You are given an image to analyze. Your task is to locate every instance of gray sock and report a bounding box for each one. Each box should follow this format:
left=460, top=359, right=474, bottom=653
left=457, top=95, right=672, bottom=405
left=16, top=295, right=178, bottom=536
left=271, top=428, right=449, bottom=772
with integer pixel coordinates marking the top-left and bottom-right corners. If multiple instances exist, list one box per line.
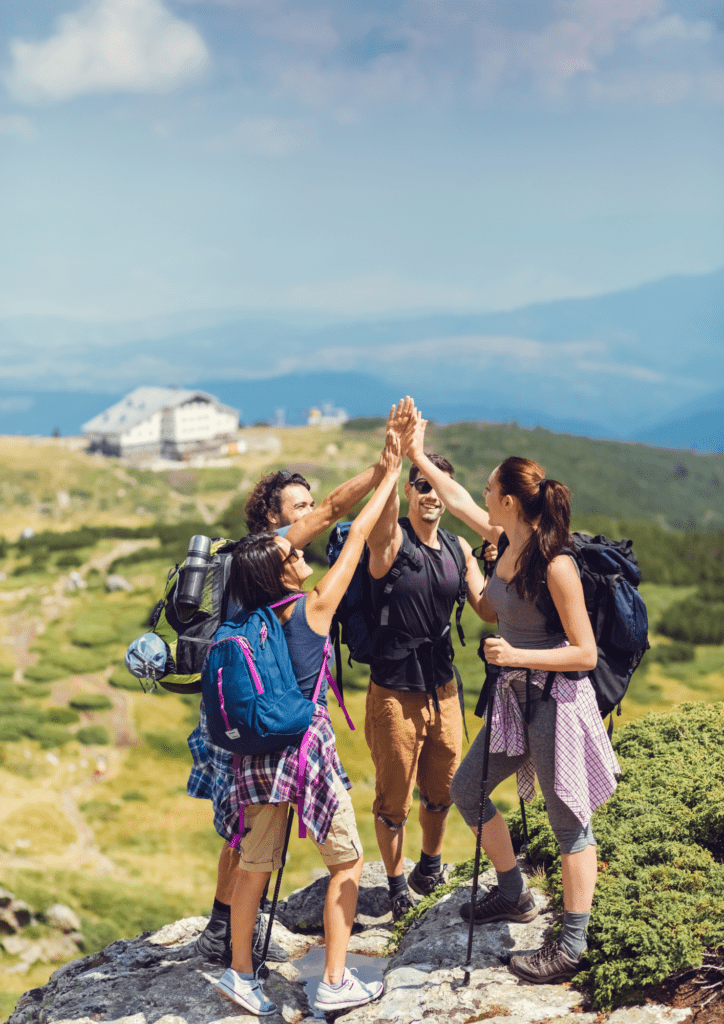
left=561, top=910, right=590, bottom=960
left=496, top=864, right=525, bottom=904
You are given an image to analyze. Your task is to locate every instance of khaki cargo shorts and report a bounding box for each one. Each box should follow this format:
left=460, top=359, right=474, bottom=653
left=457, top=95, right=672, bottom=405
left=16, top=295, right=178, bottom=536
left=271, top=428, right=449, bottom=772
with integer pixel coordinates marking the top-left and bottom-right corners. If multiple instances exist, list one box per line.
left=364, top=677, right=462, bottom=830
left=239, top=772, right=362, bottom=872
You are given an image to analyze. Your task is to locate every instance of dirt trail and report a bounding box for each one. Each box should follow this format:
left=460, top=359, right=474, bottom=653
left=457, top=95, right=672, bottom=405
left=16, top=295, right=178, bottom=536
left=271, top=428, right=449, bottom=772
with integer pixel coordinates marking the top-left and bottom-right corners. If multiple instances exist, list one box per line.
left=1, top=537, right=157, bottom=877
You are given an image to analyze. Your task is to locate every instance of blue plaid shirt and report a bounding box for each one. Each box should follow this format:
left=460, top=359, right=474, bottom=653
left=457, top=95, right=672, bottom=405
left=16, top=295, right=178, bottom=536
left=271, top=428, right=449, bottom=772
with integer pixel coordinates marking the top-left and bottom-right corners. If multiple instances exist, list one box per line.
left=187, top=700, right=238, bottom=841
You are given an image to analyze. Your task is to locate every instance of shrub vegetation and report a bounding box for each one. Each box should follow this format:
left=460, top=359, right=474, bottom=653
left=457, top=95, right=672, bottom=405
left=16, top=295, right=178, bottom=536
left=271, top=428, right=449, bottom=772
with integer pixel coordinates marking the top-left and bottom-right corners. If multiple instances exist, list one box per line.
left=504, top=702, right=724, bottom=1009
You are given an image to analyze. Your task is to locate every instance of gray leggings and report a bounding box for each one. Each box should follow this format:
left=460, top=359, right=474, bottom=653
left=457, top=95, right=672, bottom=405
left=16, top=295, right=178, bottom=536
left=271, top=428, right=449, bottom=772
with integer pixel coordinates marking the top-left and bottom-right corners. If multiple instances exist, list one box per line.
left=450, top=692, right=596, bottom=855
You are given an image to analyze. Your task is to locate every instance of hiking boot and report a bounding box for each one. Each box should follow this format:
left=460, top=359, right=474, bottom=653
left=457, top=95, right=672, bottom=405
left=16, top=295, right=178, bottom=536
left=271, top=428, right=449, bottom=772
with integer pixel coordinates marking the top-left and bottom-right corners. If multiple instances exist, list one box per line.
left=253, top=916, right=289, bottom=964
left=390, top=889, right=416, bottom=922
left=408, top=861, right=447, bottom=897
left=214, top=967, right=277, bottom=1015
left=459, top=885, right=538, bottom=925
left=313, top=968, right=384, bottom=1013
left=193, top=913, right=230, bottom=963
left=509, top=939, right=585, bottom=984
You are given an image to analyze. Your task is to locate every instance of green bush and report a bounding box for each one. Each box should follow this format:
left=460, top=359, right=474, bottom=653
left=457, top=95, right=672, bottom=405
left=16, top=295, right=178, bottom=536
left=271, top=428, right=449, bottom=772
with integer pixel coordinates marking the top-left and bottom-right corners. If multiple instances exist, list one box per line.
left=505, top=702, right=724, bottom=1009
left=70, top=621, right=119, bottom=647
left=56, top=552, right=83, bottom=568
left=78, top=918, right=120, bottom=954
left=658, top=597, right=724, bottom=645
left=121, top=790, right=147, bottom=802
left=53, top=647, right=114, bottom=674
left=143, top=732, right=191, bottom=760
left=44, top=707, right=81, bottom=725
left=76, top=725, right=111, bottom=745
left=108, top=666, right=141, bottom=691
left=21, top=683, right=52, bottom=698
left=69, top=694, right=113, bottom=711
left=24, top=662, right=69, bottom=683
left=646, top=641, right=696, bottom=665
left=28, top=724, right=73, bottom=749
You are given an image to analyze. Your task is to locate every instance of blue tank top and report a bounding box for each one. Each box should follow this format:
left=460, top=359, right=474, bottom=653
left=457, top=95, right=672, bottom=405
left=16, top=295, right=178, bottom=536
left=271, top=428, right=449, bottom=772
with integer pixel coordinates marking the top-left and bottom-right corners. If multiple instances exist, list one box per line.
left=281, top=595, right=331, bottom=707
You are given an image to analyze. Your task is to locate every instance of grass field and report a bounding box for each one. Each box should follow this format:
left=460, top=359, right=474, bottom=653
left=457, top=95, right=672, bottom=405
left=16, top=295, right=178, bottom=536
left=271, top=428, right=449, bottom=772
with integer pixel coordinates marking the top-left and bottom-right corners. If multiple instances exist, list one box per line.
left=0, top=431, right=722, bottom=1018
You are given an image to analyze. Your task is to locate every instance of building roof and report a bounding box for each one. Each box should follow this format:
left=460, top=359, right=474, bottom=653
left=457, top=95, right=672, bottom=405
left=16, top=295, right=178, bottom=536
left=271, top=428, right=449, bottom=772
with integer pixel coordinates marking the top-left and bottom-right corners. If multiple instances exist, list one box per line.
left=82, top=386, right=238, bottom=435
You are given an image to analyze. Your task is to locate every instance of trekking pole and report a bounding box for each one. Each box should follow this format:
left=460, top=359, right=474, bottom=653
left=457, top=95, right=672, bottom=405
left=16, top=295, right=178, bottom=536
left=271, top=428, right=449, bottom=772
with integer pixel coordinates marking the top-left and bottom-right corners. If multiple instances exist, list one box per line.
left=257, top=806, right=295, bottom=973
left=464, top=645, right=501, bottom=986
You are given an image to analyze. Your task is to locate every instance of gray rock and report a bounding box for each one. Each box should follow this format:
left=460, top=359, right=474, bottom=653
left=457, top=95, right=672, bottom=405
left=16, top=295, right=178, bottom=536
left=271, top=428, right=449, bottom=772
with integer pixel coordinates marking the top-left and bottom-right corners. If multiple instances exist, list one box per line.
left=3, top=863, right=689, bottom=1024
left=10, top=901, right=33, bottom=927
left=45, top=904, right=82, bottom=933
left=0, top=907, right=19, bottom=934
left=0, top=887, right=14, bottom=908
left=105, top=575, right=133, bottom=593
left=276, top=856, right=414, bottom=934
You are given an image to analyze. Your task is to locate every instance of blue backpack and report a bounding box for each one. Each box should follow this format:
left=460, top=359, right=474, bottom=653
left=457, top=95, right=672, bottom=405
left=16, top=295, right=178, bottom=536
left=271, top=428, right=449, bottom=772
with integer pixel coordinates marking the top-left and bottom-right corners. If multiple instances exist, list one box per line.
left=202, top=595, right=316, bottom=756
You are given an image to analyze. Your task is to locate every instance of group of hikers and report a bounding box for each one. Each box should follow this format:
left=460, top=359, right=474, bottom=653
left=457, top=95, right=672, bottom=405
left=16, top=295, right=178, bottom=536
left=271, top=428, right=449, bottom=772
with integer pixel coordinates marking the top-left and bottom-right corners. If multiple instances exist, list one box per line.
left=186, top=396, right=621, bottom=1015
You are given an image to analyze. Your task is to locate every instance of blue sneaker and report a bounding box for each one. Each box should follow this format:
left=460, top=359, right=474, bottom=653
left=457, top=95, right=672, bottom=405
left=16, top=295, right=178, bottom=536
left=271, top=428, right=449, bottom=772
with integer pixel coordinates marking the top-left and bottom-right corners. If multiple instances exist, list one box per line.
left=214, top=967, right=277, bottom=1015
left=313, top=968, right=383, bottom=1012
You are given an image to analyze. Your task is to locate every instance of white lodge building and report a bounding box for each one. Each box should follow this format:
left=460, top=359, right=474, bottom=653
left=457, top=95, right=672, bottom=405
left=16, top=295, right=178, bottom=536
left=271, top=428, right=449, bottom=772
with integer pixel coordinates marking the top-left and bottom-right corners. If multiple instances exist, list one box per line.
left=83, top=387, right=239, bottom=459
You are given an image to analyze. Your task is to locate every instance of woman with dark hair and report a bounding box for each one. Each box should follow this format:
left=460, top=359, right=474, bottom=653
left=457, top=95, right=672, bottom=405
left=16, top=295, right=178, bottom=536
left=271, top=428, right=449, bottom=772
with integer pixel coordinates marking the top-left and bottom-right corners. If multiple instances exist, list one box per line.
left=405, top=420, right=620, bottom=986
left=214, top=438, right=403, bottom=1017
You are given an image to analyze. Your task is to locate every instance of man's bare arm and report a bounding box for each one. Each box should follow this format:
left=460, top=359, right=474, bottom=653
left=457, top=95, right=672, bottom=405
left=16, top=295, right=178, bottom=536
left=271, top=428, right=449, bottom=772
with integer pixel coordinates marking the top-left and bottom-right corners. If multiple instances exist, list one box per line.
left=367, top=477, right=402, bottom=580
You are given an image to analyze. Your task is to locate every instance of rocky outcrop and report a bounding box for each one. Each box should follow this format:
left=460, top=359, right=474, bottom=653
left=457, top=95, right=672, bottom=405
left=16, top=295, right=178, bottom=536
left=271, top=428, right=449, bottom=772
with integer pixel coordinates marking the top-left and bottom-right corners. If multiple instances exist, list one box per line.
left=7, top=861, right=689, bottom=1024
left=0, top=889, right=85, bottom=976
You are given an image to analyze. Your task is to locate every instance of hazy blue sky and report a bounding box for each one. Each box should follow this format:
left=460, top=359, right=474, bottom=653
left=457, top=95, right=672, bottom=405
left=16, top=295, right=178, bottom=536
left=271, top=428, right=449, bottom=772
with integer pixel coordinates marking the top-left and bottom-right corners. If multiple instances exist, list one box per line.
left=1, top=0, right=722, bottom=321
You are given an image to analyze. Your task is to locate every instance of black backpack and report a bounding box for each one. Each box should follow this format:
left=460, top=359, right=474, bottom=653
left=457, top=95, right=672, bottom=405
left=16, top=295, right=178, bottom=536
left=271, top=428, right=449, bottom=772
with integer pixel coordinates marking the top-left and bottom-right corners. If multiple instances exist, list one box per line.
left=326, top=517, right=469, bottom=691
left=145, top=538, right=237, bottom=693
left=485, top=531, right=649, bottom=721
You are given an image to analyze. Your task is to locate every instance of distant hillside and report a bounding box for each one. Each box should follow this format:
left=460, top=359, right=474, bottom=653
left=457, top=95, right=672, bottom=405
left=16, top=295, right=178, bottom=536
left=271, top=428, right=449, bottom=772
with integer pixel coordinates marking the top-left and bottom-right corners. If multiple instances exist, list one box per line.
left=415, top=421, right=724, bottom=532
left=0, top=267, right=721, bottom=447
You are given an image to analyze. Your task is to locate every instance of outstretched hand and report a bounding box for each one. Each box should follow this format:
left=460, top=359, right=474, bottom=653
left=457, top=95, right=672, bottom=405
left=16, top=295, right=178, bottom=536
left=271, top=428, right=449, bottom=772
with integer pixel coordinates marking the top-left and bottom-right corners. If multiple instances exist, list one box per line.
left=379, top=427, right=403, bottom=476
left=401, top=409, right=427, bottom=462
left=379, top=396, right=414, bottom=469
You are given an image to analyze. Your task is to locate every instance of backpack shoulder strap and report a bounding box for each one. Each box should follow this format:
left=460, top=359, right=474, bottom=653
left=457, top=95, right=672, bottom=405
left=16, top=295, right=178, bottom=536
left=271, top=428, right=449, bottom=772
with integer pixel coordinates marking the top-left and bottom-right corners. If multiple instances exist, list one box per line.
left=438, top=527, right=468, bottom=646
left=377, top=519, right=421, bottom=629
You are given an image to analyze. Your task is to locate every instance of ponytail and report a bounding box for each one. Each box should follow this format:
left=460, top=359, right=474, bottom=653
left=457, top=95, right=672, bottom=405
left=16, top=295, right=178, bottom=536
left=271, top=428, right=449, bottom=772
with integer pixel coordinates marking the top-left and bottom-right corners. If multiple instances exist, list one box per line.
left=495, top=457, right=572, bottom=605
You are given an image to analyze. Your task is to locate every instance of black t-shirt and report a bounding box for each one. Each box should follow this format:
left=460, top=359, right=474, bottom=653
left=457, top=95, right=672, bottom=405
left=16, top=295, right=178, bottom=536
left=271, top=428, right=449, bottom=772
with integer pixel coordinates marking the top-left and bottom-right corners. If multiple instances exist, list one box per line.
left=369, top=518, right=460, bottom=693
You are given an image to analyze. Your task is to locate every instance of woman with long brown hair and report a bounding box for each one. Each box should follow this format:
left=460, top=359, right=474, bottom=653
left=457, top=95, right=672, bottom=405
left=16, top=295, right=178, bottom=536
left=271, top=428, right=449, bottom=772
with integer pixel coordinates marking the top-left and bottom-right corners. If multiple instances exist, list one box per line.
left=405, top=421, right=620, bottom=986
left=213, top=435, right=403, bottom=1017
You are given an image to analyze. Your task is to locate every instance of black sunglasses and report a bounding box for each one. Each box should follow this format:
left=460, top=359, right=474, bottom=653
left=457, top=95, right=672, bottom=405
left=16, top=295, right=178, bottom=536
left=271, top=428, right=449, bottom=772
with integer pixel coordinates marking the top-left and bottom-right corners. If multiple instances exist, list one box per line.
left=411, top=478, right=434, bottom=494
left=282, top=547, right=303, bottom=565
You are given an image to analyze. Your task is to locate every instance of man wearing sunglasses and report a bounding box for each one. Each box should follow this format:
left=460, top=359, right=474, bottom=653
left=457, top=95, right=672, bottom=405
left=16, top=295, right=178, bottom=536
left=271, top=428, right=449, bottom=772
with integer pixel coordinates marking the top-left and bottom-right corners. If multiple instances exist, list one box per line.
left=191, top=401, right=414, bottom=969
left=366, top=451, right=500, bottom=920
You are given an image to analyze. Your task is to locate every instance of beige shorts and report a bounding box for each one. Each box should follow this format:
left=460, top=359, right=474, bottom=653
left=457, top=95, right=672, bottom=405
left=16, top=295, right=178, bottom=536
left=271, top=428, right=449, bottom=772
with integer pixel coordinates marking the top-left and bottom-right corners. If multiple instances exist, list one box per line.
left=239, top=772, right=362, bottom=872
left=365, top=678, right=462, bottom=829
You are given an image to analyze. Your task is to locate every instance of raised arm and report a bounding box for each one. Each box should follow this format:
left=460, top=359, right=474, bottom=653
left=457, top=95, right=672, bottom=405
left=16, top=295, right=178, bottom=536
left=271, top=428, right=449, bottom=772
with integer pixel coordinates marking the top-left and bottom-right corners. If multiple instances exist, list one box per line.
left=403, top=410, right=502, bottom=545
left=305, top=437, right=403, bottom=636
left=285, top=397, right=414, bottom=550
left=459, top=537, right=497, bottom=623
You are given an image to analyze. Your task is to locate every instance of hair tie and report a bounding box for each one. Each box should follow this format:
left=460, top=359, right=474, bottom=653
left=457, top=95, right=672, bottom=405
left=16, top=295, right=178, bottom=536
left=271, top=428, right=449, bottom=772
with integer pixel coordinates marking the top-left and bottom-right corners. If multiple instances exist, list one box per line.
left=539, top=478, right=548, bottom=490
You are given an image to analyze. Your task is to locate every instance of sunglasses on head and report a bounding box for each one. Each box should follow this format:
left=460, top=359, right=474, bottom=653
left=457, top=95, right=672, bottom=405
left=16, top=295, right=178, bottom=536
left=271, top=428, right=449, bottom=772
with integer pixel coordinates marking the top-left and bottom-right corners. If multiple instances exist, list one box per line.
left=411, top=478, right=433, bottom=494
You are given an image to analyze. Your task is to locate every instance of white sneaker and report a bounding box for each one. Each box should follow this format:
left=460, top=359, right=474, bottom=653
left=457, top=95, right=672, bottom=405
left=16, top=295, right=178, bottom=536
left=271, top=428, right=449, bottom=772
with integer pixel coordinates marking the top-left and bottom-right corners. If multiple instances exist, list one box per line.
left=214, top=967, right=277, bottom=1015
left=313, top=967, right=384, bottom=1012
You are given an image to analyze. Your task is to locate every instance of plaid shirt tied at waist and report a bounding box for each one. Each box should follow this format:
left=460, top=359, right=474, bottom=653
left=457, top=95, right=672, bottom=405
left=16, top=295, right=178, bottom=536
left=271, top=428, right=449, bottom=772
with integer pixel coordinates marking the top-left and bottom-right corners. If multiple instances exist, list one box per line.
left=228, top=703, right=351, bottom=846
left=491, top=664, right=621, bottom=828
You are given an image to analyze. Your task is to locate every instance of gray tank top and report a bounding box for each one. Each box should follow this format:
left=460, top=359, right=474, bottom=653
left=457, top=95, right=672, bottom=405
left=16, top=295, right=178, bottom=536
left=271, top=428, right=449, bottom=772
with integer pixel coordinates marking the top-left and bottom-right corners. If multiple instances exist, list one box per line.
left=485, top=558, right=577, bottom=650
left=281, top=596, right=331, bottom=707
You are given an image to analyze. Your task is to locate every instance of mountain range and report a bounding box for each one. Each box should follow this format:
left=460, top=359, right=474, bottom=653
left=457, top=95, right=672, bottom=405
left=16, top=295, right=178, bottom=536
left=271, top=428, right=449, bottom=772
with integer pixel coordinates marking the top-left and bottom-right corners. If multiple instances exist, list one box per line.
left=0, top=267, right=721, bottom=451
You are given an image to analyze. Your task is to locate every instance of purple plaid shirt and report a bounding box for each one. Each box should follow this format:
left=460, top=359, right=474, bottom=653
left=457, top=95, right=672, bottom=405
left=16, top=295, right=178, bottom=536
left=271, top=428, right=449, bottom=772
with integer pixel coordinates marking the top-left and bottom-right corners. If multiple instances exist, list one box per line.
left=228, top=704, right=351, bottom=846
left=491, top=666, right=621, bottom=827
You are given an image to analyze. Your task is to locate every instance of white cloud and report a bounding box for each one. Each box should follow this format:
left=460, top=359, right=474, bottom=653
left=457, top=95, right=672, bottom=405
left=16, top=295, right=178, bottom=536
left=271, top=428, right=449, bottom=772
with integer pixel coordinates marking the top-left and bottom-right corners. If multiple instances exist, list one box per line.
left=5, top=0, right=210, bottom=104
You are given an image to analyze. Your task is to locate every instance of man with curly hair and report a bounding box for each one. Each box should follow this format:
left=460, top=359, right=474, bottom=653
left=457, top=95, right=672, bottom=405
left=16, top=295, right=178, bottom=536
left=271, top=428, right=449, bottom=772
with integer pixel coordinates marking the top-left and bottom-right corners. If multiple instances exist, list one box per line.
left=191, top=400, right=414, bottom=969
